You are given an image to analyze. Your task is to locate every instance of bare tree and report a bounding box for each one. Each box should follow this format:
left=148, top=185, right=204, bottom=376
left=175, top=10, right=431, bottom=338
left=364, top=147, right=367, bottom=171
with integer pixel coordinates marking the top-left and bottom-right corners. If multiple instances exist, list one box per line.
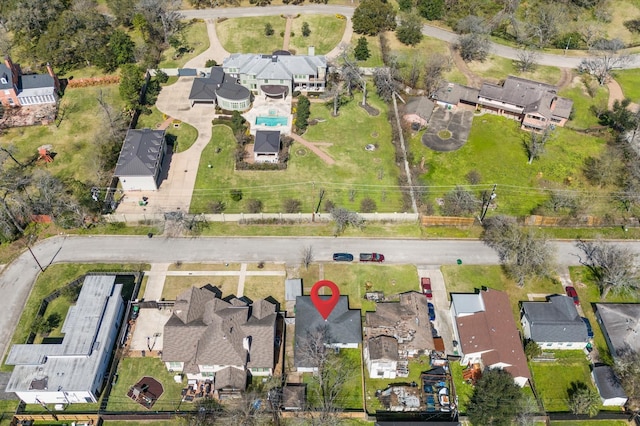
left=579, top=38, right=631, bottom=85
left=613, top=351, right=640, bottom=411
left=330, top=207, right=364, bottom=235
left=373, top=60, right=402, bottom=102
left=525, top=3, right=564, bottom=47
left=442, top=186, right=478, bottom=216
left=301, top=245, right=314, bottom=269
left=579, top=22, right=604, bottom=50
left=339, top=51, right=366, bottom=106
left=423, top=53, right=450, bottom=96
left=576, top=239, right=639, bottom=298
left=515, top=394, right=539, bottom=426
left=482, top=215, right=556, bottom=287
left=456, top=34, right=490, bottom=62
left=523, top=127, right=554, bottom=164
left=515, top=48, right=539, bottom=73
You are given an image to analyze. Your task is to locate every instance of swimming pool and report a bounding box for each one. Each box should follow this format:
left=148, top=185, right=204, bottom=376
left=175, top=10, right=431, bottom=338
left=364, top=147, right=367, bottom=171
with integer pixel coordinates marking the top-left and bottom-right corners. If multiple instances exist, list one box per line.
left=255, top=116, right=288, bottom=126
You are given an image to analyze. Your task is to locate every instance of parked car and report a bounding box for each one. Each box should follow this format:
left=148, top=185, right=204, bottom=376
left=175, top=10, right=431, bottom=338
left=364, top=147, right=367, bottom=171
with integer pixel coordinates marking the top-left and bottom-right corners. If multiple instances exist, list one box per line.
left=565, top=286, right=580, bottom=305
left=428, top=302, right=436, bottom=321
left=421, top=277, right=433, bottom=299
left=359, top=253, right=384, bottom=262
left=582, top=317, right=594, bottom=338
left=333, top=253, right=354, bottom=262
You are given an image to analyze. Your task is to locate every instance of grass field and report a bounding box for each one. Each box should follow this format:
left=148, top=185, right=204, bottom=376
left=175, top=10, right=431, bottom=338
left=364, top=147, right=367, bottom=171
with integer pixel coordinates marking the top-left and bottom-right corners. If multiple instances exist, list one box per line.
left=217, top=16, right=288, bottom=54
left=467, top=55, right=562, bottom=85
left=2, top=263, right=148, bottom=372
left=411, top=114, right=608, bottom=216
left=0, top=85, right=124, bottom=184
left=190, top=92, right=403, bottom=214
left=288, top=15, right=347, bottom=55
left=529, top=350, right=595, bottom=412
left=560, top=82, right=609, bottom=130
left=614, top=69, right=640, bottom=102
left=449, top=361, right=473, bottom=414
left=158, top=20, right=209, bottom=68
left=303, top=347, right=364, bottom=410
left=161, top=275, right=239, bottom=300
left=107, top=357, right=185, bottom=412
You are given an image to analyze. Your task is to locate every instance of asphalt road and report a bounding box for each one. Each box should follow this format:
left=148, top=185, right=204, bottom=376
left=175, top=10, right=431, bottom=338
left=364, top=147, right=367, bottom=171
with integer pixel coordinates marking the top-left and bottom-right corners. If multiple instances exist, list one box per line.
left=179, top=5, right=640, bottom=69
left=3, top=235, right=640, bottom=361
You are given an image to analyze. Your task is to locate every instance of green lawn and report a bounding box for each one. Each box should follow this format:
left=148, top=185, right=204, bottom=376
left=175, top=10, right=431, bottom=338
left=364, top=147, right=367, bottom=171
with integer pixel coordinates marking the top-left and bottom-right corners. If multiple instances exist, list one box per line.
left=614, top=69, right=640, bottom=102
left=217, top=16, right=287, bottom=54
left=190, top=92, right=402, bottom=214
left=412, top=114, right=608, bottom=216
left=136, top=106, right=198, bottom=152
left=161, top=276, right=239, bottom=300
left=355, top=35, right=384, bottom=68
left=2, top=264, right=148, bottom=372
left=158, top=20, right=209, bottom=68
left=529, top=351, right=596, bottom=412
left=467, top=55, right=562, bottom=85
left=288, top=15, right=347, bottom=55
left=560, top=84, right=609, bottom=130
left=302, top=347, right=364, bottom=410
left=107, top=357, right=185, bottom=412
left=550, top=421, right=630, bottom=426
left=0, top=85, right=124, bottom=184
left=449, top=361, right=473, bottom=415
left=363, top=355, right=431, bottom=413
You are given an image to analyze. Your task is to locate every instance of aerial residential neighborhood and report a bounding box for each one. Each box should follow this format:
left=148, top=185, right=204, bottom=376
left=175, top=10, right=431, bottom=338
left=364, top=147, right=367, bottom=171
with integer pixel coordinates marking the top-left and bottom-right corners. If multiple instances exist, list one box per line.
left=2, top=1, right=640, bottom=426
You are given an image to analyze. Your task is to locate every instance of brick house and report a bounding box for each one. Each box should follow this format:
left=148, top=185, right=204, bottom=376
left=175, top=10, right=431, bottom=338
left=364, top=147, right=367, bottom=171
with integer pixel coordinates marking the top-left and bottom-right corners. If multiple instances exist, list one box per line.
left=0, top=56, right=59, bottom=108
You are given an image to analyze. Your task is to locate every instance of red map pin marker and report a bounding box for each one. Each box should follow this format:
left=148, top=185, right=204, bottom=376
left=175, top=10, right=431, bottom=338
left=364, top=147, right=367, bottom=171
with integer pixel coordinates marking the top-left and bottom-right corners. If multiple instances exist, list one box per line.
left=310, top=280, right=340, bottom=320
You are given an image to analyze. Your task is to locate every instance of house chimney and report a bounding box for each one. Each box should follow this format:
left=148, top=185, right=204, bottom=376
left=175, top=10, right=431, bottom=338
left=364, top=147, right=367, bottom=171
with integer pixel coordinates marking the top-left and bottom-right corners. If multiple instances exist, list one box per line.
left=46, top=62, right=60, bottom=92
left=308, top=46, right=315, bottom=56
left=272, top=55, right=277, bottom=63
left=4, top=55, right=19, bottom=87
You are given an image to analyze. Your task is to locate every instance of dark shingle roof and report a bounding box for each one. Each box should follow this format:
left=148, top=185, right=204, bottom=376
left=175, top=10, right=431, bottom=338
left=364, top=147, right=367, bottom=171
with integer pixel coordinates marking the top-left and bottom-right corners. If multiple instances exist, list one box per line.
left=294, top=296, right=362, bottom=368
left=188, top=78, right=218, bottom=101
left=114, top=129, right=165, bottom=177
left=592, top=364, right=627, bottom=400
left=522, top=295, right=588, bottom=343
left=254, top=130, right=280, bottom=154
left=595, top=303, right=640, bottom=356
left=367, top=336, right=398, bottom=361
left=433, top=83, right=479, bottom=105
left=216, top=82, right=251, bottom=101
left=282, top=384, right=306, bottom=409
left=0, top=62, right=13, bottom=90
left=214, top=366, right=247, bottom=390
left=480, top=76, right=557, bottom=108
left=405, top=97, right=435, bottom=121
left=20, top=73, right=55, bottom=90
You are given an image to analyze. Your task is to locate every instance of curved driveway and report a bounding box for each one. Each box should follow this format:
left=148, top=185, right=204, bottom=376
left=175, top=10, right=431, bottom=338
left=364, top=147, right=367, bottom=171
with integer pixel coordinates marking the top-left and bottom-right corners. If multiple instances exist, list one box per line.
left=3, top=235, right=640, bottom=360
left=179, top=5, right=640, bottom=69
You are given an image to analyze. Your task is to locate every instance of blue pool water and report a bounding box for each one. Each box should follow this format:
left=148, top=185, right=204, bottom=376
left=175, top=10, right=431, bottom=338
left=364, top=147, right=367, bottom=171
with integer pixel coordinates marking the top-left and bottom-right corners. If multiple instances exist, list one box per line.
left=256, top=116, right=288, bottom=126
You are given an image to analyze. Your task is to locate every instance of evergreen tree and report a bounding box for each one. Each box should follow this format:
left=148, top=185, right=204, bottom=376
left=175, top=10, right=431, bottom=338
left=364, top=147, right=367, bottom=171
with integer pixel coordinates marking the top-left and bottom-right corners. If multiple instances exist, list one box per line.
left=353, top=0, right=396, bottom=36
left=354, top=36, right=371, bottom=61
left=396, top=14, right=424, bottom=46
left=467, top=368, right=523, bottom=426
left=417, top=0, right=444, bottom=20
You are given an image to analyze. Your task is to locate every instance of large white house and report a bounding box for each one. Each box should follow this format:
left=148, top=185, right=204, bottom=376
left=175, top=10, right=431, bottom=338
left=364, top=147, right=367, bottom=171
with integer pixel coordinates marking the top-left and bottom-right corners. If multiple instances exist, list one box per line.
left=5, top=275, right=125, bottom=404
left=114, top=129, right=168, bottom=191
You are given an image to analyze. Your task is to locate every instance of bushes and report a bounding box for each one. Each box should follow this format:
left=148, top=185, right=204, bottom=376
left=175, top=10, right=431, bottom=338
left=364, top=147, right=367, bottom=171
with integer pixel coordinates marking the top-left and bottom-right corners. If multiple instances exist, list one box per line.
left=295, top=96, right=311, bottom=132
left=67, top=75, right=120, bottom=88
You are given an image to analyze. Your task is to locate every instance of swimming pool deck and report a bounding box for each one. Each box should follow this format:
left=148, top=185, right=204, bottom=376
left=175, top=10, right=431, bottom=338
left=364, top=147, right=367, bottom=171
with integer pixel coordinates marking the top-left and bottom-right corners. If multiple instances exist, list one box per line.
left=244, top=95, right=292, bottom=136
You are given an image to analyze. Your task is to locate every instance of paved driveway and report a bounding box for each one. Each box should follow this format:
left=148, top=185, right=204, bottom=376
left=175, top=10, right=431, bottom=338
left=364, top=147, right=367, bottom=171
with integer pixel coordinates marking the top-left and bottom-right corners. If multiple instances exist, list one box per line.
left=417, top=267, right=455, bottom=355
left=422, top=108, right=474, bottom=152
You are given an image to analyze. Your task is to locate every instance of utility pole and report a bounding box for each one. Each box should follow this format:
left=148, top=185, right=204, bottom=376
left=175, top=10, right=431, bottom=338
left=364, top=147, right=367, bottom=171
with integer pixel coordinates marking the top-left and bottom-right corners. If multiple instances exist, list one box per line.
left=479, top=184, right=497, bottom=223
left=314, top=189, right=325, bottom=220
left=27, top=235, right=45, bottom=273
left=565, top=37, right=572, bottom=56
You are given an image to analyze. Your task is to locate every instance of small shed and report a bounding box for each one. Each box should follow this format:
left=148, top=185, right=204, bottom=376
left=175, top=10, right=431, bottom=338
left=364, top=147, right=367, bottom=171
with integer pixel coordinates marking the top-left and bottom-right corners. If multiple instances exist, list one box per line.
left=285, top=279, right=302, bottom=302
left=592, top=364, right=628, bottom=407
left=254, top=130, right=281, bottom=163
left=282, top=384, right=306, bottom=410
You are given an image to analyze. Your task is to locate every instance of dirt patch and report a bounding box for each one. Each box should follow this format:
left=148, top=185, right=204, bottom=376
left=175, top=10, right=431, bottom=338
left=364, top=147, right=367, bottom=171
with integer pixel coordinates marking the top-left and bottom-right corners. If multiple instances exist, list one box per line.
left=556, top=68, right=573, bottom=90
left=359, top=102, right=380, bottom=116
left=0, top=104, right=57, bottom=128
left=449, top=45, right=484, bottom=88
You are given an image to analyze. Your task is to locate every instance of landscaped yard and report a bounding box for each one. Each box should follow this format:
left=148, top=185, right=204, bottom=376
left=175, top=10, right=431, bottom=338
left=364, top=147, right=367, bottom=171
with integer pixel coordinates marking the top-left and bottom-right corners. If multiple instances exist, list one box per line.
left=529, top=350, right=596, bottom=412
left=216, top=16, right=288, bottom=54
left=449, top=361, right=474, bottom=415
left=107, top=357, right=185, bottom=412
left=136, top=106, right=198, bottom=153
left=467, top=55, right=562, bottom=85
left=302, top=347, right=364, bottom=410
left=2, top=264, right=147, bottom=372
left=190, top=92, right=403, bottom=214
left=412, top=114, right=608, bottom=216
left=161, top=275, right=239, bottom=300
left=288, top=15, right=347, bottom=55
left=158, top=20, right=209, bottom=69
left=560, top=83, right=609, bottom=130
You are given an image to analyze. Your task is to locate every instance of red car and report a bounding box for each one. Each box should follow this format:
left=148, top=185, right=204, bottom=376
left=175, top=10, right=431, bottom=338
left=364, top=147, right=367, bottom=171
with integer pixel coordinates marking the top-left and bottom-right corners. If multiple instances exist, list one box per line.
left=421, top=277, right=433, bottom=299
left=565, top=286, right=579, bottom=305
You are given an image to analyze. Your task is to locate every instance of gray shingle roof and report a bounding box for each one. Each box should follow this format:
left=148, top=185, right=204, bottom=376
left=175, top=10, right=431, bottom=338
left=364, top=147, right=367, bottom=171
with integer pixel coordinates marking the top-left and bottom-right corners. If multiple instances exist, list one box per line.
left=223, top=53, right=326, bottom=79
left=0, top=62, right=13, bottom=90
left=214, top=366, right=247, bottom=390
left=480, top=76, right=557, bottom=107
left=294, top=296, right=362, bottom=368
left=162, top=286, right=276, bottom=373
left=254, top=130, right=280, bottom=154
left=216, top=82, right=251, bottom=101
left=114, top=129, right=165, bottom=177
left=405, top=96, right=435, bottom=121
left=20, top=73, right=55, bottom=90
left=433, top=83, right=479, bottom=105
left=282, top=384, right=306, bottom=409
left=522, top=295, right=588, bottom=343
left=592, top=364, right=627, bottom=400
left=596, top=303, right=640, bottom=356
